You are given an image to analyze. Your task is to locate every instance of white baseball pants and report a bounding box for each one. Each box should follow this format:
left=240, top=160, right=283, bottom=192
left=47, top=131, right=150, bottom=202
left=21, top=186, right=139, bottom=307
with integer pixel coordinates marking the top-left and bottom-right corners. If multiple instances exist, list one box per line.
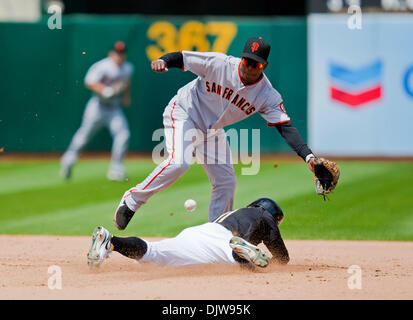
left=141, top=222, right=237, bottom=266
left=122, top=98, right=236, bottom=221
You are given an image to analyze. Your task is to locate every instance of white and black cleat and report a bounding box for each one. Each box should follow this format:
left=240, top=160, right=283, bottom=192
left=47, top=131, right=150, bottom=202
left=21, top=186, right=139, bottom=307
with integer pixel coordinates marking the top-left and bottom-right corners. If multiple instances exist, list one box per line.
left=229, top=236, right=269, bottom=268
left=87, top=226, right=112, bottom=268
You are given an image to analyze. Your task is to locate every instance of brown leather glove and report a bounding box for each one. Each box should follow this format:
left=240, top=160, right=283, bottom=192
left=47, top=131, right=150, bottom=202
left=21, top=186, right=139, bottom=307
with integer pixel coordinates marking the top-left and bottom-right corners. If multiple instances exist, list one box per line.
left=313, top=158, right=340, bottom=200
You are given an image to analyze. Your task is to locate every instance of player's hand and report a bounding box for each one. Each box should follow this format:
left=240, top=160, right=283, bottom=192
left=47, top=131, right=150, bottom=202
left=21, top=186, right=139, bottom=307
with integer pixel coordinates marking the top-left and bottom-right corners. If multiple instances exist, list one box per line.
left=307, top=157, right=315, bottom=173
left=101, top=86, right=115, bottom=99
left=151, top=59, right=168, bottom=73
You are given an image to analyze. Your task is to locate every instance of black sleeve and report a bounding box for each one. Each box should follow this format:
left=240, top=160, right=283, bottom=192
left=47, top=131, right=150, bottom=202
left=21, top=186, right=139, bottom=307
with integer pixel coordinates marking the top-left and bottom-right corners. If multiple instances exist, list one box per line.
left=275, top=121, right=313, bottom=161
left=263, top=225, right=290, bottom=265
left=160, top=52, right=184, bottom=69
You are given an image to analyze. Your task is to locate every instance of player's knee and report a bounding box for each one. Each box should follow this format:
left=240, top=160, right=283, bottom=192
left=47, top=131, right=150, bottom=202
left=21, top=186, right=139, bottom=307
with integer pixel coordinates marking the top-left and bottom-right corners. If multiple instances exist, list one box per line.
left=123, top=129, right=130, bottom=140
left=220, top=175, right=236, bottom=191
left=226, top=176, right=237, bottom=191
left=117, top=130, right=130, bottom=143
left=229, top=175, right=237, bottom=188
left=212, top=174, right=236, bottom=190
left=169, top=161, right=190, bottom=176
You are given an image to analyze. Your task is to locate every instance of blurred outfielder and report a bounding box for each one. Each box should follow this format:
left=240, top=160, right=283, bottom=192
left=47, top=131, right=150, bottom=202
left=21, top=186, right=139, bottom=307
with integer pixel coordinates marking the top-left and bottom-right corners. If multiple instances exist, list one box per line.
left=61, top=41, right=134, bottom=181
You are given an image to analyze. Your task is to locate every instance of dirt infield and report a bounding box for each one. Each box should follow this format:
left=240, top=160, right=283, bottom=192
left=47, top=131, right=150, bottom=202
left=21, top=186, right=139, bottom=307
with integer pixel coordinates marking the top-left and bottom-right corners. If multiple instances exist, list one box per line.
left=0, top=235, right=412, bottom=300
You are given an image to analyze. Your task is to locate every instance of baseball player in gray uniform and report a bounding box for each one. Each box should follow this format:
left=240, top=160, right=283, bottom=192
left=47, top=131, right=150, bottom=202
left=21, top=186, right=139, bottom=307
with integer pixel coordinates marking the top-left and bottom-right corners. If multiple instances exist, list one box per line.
left=61, top=41, right=134, bottom=181
left=114, top=37, right=317, bottom=230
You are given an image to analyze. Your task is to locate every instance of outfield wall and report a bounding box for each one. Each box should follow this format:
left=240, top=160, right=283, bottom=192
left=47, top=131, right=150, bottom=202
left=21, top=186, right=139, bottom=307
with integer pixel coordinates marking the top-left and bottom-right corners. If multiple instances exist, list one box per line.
left=0, top=15, right=307, bottom=153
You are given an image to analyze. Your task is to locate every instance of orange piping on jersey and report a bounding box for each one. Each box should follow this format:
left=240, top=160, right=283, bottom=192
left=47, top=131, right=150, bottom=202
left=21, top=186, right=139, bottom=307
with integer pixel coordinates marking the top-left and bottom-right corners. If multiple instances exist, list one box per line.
left=142, top=101, right=176, bottom=190
left=237, top=62, right=264, bottom=87
left=267, top=120, right=291, bottom=127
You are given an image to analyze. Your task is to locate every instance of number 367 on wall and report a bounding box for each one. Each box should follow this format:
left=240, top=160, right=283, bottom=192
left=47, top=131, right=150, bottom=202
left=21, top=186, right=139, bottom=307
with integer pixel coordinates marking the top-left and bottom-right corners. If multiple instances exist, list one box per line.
left=146, top=21, right=238, bottom=61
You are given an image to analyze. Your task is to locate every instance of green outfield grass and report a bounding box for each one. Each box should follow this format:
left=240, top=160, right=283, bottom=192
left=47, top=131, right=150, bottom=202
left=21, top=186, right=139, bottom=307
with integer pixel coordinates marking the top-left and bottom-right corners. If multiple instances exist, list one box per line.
left=0, top=158, right=412, bottom=240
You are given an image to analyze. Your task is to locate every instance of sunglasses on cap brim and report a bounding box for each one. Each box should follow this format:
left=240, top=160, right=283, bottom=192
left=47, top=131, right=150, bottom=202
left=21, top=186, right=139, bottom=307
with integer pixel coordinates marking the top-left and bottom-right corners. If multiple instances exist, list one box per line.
left=242, top=58, right=264, bottom=69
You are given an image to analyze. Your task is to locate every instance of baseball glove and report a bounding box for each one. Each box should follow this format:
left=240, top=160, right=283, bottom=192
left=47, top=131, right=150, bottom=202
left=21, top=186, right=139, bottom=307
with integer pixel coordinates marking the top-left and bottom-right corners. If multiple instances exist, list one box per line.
left=313, top=158, right=340, bottom=200
left=111, top=79, right=129, bottom=94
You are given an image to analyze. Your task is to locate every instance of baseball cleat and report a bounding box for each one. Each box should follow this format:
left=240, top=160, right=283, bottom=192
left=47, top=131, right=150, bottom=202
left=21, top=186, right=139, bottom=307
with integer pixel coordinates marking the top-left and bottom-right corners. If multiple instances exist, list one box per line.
left=107, top=170, right=128, bottom=182
left=87, top=226, right=112, bottom=268
left=113, top=200, right=135, bottom=230
left=60, top=164, right=72, bottom=180
left=229, top=236, right=269, bottom=268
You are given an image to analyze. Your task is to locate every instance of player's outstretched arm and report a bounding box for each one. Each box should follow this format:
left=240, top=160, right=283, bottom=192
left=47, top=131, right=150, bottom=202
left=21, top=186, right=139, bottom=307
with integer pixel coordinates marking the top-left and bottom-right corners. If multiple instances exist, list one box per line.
left=265, top=227, right=290, bottom=265
left=275, top=122, right=340, bottom=198
left=275, top=121, right=315, bottom=171
left=151, top=52, right=184, bottom=74
left=85, top=82, right=106, bottom=96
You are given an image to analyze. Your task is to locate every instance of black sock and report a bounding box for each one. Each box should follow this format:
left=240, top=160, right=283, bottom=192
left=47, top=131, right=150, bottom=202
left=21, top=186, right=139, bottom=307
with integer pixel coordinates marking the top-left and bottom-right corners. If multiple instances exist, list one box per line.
left=111, top=236, right=148, bottom=260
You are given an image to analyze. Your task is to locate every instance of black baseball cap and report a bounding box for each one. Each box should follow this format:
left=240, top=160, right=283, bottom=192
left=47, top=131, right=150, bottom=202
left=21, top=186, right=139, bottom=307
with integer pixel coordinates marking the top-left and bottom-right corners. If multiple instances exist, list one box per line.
left=241, top=37, right=270, bottom=63
left=113, top=41, right=126, bottom=53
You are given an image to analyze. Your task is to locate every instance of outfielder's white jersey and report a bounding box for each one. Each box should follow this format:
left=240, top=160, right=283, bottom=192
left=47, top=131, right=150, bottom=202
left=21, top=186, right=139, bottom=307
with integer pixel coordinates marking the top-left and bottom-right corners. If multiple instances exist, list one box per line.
left=177, top=51, right=290, bottom=132
left=85, top=57, right=134, bottom=108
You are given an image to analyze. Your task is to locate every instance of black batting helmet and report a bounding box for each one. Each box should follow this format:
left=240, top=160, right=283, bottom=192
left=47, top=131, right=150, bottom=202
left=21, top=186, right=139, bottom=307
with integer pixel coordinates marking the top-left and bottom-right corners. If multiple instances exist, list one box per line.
left=247, top=197, right=284, bottom=226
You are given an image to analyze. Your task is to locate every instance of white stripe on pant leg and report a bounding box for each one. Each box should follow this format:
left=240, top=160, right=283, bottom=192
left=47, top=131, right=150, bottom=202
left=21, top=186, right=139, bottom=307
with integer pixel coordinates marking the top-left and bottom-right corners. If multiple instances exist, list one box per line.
left=141, top=223, right=237, bottom=266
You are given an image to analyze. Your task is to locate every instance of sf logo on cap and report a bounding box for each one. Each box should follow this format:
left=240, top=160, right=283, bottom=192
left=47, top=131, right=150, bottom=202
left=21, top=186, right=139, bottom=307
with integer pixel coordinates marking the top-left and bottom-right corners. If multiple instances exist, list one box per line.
left=251, top=42, right=260, bottom=52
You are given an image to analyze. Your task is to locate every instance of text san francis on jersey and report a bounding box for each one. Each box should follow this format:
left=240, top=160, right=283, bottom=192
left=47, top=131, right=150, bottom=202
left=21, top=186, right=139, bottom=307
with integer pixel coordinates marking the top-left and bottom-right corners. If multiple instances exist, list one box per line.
left=162, top=304, right=252, bottom=317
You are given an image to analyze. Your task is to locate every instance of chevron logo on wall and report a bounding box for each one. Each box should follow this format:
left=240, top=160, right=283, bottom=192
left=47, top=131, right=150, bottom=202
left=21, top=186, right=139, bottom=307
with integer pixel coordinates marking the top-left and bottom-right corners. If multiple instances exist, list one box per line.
left=329, top=60, right=382, bottom=107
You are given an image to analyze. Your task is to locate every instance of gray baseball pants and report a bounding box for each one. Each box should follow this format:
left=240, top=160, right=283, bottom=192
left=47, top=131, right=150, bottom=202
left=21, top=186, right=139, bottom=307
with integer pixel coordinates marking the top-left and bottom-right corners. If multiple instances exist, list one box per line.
left=61, top=98, right=130, bottom=175
left=122, top=99, right=236, bottom=221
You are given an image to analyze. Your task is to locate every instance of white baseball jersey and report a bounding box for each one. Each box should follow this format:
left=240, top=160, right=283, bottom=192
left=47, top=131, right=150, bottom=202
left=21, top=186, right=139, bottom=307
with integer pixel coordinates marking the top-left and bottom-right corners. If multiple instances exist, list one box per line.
left=176, top=51, right=290, bottom=132
left=84, top=57, right=134, bottom=108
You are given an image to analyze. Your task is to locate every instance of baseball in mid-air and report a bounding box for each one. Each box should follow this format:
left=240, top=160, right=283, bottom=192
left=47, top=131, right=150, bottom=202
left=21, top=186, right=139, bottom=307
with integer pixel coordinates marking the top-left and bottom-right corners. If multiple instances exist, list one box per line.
left=184, top=199, right=197, bottom=212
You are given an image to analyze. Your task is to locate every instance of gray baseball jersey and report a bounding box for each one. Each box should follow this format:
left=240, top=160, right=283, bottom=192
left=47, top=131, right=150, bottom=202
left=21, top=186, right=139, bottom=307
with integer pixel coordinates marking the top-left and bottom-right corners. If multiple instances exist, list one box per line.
left=119, top=51, right=291, bottom=222
left=85, top=57, right=134, bottom=108
left=176, top=51, right=290, bottom=132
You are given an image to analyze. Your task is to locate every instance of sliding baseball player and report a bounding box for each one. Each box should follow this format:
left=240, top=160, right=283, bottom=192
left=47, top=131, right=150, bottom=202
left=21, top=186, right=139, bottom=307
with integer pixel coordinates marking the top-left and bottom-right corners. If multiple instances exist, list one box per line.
left=88, top=197, right=289, bottom=269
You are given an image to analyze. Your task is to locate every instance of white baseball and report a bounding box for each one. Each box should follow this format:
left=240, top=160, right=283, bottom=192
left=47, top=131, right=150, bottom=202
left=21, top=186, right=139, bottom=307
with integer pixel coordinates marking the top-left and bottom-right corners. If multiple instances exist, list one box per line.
left=184, top=199, right=197, bottom=212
